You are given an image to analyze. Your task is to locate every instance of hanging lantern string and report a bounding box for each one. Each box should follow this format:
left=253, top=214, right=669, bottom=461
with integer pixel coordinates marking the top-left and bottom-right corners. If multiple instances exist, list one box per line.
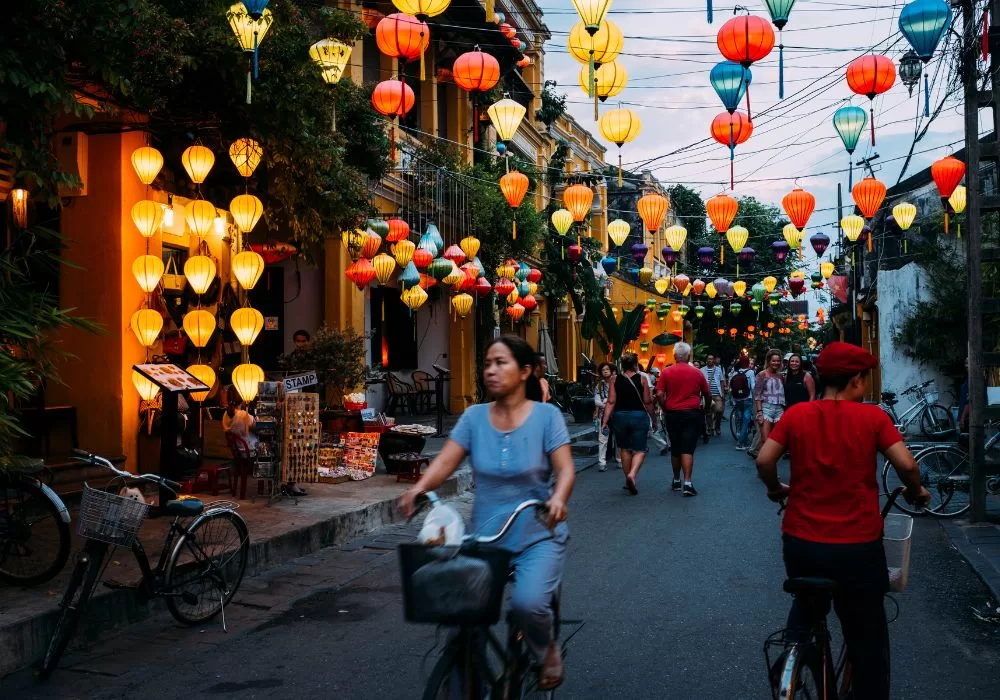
left=707, top=0, right=713, bottom=23
left=778, top=29, right=784, bottom=100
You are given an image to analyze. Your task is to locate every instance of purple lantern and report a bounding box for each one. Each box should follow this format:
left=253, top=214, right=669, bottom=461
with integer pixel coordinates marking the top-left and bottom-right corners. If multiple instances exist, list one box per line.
left=697, top=246, right=715, bottom=266
left=771, top=240, right=789, bottom=261
left=738, top=246, right=755, bottom=264
left=809, top=232, right=830, bottom=256
left=631, top=242, right=649, bottom=266
left=713, top=277, right=730, bottom=297
left=858, top=226, right=871, bottom=244
left=662, top=246, right=678, bottom=265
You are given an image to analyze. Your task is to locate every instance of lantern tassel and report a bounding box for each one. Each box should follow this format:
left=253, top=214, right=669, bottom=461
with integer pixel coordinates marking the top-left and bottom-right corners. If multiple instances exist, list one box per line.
left=246, top=62, right=252, bottom=105
left=867, top=234, right=872, bottom=253
left=746, top=86, right=752, bottom=121
left=331, top=103, right=337, bottom=132
left=707, top=0, right=713, bottom=23
left=420, top=42, right=426, bottom=81
left=390, top=124, right=396, bottom=162
left=513, top=219, right=516, bottom=240
left=848, top=159, right=854, bottom=189
left=618, top=154, right=623, bottom=187
left=720, top=242, right=724, bottom=265
left=473, top=95, right=480, bottom=144
left=923, top=74, right=930, bottom=118
left=778, top=36, right=784, bottom=100
left=253, top=31, right=260, bottom=79
left=588, top=51, right=596, bottom=116
left=485, top=0, right=494, bottom=21
left=869, top=104, right=875, bottom=146
left=729, top=146, right=735, bottom=191
left=944, top=210, right=949, bottom=234
left=594, top=87, right=599, bottom=122
left=958, top=223, right=962, bottom=239
left=904, top=239, right=909, bottom=254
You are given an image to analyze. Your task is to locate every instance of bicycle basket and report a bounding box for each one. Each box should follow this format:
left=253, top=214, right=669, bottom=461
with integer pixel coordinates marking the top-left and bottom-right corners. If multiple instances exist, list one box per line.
left=883, top=513, right=913, bottom=592
left=77, top=485, right=149, bottom=548
left=399, top=543, right=511, bottom=626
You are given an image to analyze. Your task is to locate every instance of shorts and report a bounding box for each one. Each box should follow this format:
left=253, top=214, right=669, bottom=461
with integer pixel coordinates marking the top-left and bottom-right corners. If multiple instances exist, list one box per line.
left=665, top=410, right=703, bottom=457
left=612, top=410, right=650, bottom=453
left=762, top=403, right=785, bottom=423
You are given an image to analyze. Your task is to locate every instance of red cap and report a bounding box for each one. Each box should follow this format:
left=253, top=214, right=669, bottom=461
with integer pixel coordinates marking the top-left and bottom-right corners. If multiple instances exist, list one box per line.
left=815, top=342, right=878, bottom=377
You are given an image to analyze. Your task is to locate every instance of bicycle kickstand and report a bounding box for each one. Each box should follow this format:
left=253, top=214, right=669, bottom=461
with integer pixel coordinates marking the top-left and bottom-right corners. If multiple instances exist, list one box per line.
left=220, top=591, right=228, bottom=633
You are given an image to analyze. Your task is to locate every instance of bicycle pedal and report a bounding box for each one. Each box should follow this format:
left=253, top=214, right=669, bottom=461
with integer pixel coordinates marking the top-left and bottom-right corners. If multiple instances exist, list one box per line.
left=102, top=579, right=136, bottom=591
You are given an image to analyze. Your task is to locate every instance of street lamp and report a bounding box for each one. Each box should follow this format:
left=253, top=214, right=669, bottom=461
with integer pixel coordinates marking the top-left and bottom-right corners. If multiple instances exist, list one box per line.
left=899, top=49, right=922, bottom=97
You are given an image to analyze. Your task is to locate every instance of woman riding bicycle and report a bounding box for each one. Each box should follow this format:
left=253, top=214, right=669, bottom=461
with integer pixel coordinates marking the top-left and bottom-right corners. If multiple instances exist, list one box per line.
left=399, top=335, right=576, bottom=691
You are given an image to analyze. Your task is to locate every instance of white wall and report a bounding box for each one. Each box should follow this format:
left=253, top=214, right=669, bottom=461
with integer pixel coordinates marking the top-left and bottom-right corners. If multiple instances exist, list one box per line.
left=877, top=261, right=954, bottom=409
left=280, top=257, right=323, bottom=354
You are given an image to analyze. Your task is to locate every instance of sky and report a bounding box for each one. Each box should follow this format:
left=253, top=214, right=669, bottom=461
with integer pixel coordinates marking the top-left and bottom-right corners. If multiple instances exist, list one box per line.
left=536, top=0, right=969, bottom=240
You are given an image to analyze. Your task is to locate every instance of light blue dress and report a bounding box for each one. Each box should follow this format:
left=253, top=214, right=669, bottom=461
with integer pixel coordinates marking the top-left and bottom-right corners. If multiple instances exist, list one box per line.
left=449, top=401, right=570, bottom=660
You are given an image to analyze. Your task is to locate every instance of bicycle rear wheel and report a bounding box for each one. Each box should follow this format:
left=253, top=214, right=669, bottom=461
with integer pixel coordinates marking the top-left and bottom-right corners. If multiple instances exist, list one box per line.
left=776, top=644, right=825, bottom=699
left=164, top=509, right=249, bottom=625
left=920, top=404, right=954, bottom=436
left=730, top=410, right=741, bottom=441
left=0, top=479, right=70, bottom=586
left=917, top=446, right=972, bottom=518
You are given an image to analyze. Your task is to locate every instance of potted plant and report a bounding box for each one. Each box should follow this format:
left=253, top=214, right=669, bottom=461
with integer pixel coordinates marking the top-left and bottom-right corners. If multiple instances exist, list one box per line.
left=278, top=325, right=368, bottom=414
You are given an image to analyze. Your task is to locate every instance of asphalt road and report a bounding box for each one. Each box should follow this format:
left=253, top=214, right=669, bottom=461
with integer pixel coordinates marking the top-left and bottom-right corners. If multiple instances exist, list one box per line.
left=6, top=437, right=1000, bottom=699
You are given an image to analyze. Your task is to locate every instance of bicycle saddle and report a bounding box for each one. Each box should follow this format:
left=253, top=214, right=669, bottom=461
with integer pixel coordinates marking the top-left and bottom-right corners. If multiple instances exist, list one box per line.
left=164, top=499, right=204, bottom=517
left=881, top=391, right=897, bottom=405
left=783, top=577, right=838, bottom=595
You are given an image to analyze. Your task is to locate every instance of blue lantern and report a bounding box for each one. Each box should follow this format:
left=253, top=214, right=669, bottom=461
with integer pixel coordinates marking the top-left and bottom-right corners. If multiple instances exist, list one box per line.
left=899, top=0, right=952, bottom=61
left=496, top=142, right=507, bottom=156
left=425, top=221, right=444, bottom=253
left=833, top=106, right=868, bottom=188
left=763, top=0, right=797, bottom=98
left=601, top=256, right=617, bottom=275
left=399, top=261, right=421, bottom=289
left=710, top=62, right=752, bottom=114
left=241, top=0, right=270, bottom=20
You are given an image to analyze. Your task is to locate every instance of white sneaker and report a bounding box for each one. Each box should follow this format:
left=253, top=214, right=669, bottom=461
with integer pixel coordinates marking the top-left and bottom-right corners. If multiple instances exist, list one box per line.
left=598, top=463, right=608, bottom=472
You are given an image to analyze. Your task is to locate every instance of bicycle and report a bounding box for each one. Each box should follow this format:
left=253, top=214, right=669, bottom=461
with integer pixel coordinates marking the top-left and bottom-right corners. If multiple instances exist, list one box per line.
left=37, top=449, right=249, bottom=679
left=729, top=399, right=758, bottom=447
left=400, top=493, right=577, bottom=700
left=878, top=379, right=954, bottom=437
left=0, top=457, right=71, bottom=587
left=764, top=488, right=910, bottom=700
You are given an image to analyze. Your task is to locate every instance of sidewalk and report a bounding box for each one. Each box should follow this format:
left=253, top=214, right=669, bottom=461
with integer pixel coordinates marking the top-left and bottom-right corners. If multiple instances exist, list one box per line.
left=939, top=507, right=1000, bottom=605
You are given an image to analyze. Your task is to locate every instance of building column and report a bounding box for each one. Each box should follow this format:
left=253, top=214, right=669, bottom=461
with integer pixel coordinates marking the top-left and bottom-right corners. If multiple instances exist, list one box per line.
left=555, top=301, right=578, bottom=381
left=448, top=311, right=477, bottom=411
left=324, top=237, right=364, bottom=333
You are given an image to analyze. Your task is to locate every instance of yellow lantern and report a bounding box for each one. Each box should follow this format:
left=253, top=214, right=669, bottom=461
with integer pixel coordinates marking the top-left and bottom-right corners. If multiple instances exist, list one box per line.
left=402, top=284, right=429, bottom=311
left=654, top=278, right=670, bottom=295
left=496, top=262, right=517, bottom=280
left=232, top=363, right=265, bottom=403
left=132, top=370, right=160, bottom=401
left=820, top=261, right=835, bottom=279
left=783, top=223, right=803, bottom=248
left=183, top=310, right=216, bottom=348
left=230, top=194, right=263, bottom=234
left=232, top=250, right=265, bottom=290
left=790, top=270, right=805, bottom=280
left=948, top=186, right=967, bottom=215
left=227, top=3, right=274, bottom=50
left=762, top=276, right=777, bottom=293
left=391, top=0, right=451, bottom=18
left=598, top=108, right=641, bottom=145
left=132, top=255, right=165, bottom=293
left=580, top=61, right=627, bottom=100
left=841, top=214, right=864, bottom=242
left=393, top=239, right=415, bottom=267
left=229, top=138, right=263, bottom=178
left=726, top=226, right=748, bottom=252
left=130, top=200, right=163, bottom=238
left=507, top=288, right=520, bottom=305
left=705, top=282, right=718, bottom=299
left=443, top=262, right=465, bottom=287
left=184, top=255, right=217, bottom=295
left=665, top=225, right=688, bottom=251
left=309, top=38, right=353, bottom=85
left=487, top=96, right=526, bottom=142
left=607, top=218, right=630, bottom=247
left=342, top=228, right=367, bottom=261
left=733, top=280, right=747, bottom=297
left=893, top=202, right=917, bottom=231
left=552, top=209, right=575, bottom=235
left=186, top=364, right=216, bottom=403
left=372, top=253, right=396, bottom=286
left=185, top=199, right=217, bottom=237
left=568, top=14, right=619, bottom=51
left=129, top=309, right=163, bottom=347
left=231, top=307, right=264, bottom=346
left=9, top=188, right=28, bottom=228
left=181, top=145, right=215, bottom=184
left=131, top=146, right=163, bottom=185
left=460, top=235, right=481, bottom=260
left=528, top=282, right=538, bottom=296
left=452, top=293, right=474, bottom=319
left=638, top=267, right=653, bottom=285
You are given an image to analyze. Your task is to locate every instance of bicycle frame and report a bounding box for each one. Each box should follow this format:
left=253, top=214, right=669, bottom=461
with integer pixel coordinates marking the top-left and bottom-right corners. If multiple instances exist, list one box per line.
left=882, top=393, right=929, bottom=432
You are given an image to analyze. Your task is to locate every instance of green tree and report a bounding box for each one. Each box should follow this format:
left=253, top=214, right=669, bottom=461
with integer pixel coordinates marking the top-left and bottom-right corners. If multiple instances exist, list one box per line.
left=667, top=184, right=706, bottom=241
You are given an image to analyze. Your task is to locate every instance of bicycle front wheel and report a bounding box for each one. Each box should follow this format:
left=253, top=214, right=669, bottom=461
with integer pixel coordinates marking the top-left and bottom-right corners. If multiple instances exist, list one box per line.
left=776, top=644, right=825, bottom=699
left=881, top=457, right=926, bottom=517
left=730, top=410, right=741, bottom=441
left=422, top=644, right=492, bottom=700
left=917, top=446, right=972, bottom=518
left=0, top=479, right=71, bottom=586
left=920, top=404, right=954, bottom=436
left=165, top=509, right=249, bottom=625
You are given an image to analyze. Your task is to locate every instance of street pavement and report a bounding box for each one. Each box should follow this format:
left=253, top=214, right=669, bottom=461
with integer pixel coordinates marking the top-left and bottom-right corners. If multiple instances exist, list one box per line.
left=5, top=436, right=1000, bottom=699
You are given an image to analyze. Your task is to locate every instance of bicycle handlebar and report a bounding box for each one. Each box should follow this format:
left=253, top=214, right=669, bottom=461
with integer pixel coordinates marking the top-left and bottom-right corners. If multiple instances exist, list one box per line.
left=71, top=449, right=181, bottom=493
left=409, top=491, right=550, bottom=544
left=901, top=379, right=934, bottom=396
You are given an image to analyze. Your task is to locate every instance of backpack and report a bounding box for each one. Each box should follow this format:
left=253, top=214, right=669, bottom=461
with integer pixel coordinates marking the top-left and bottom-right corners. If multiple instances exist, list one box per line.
left=731, top=370, right=751, bottom=400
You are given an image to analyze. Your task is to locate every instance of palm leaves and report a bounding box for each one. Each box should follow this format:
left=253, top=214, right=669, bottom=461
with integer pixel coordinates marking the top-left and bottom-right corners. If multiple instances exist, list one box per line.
left=592, top=299, right=645, bottom=364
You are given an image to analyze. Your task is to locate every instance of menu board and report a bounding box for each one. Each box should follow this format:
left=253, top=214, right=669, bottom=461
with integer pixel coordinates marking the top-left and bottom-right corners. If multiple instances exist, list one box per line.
left=133, top=363, right=210, bottom=393
left=342, top=432, right=380, bottom=481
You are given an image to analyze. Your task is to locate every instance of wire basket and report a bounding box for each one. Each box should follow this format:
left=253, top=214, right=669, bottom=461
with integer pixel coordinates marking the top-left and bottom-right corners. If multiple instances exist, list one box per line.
left=76, top=485, right=149, bottom=548
left=884, top=513, right=913, bottom=592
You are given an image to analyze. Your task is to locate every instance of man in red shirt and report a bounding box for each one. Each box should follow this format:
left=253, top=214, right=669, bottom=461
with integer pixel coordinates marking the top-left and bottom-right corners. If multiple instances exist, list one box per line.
left=656, top=342, right=712, bottom=496
left=756, top=342, right=930, bottom=699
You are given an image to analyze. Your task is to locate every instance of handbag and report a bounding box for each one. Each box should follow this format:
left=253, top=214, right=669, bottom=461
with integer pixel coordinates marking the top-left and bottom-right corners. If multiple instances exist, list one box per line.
left=162, top=256, right=187, bottom=295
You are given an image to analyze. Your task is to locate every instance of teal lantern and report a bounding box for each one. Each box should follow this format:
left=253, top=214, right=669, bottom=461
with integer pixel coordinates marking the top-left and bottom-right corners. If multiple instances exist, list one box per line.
left=751, top=282, right=767, bottom=303
left=763, top=0, right=797, bottom=98
left=710, top=61, right=752, bottom=114
left=399, top=261, right=421, bottom=289
left=833, top=106, right=868, bottom=188
left=639, top=341, right=650, bottom=353
left=694, top=304, right=706, bottom=319
left=768, top=291, right=782, bottom=306
left=899, top=0, right=952, bottom=117
left=712, top=304, right=723, bottom=318
left=425, top=221, right=444, bottom=253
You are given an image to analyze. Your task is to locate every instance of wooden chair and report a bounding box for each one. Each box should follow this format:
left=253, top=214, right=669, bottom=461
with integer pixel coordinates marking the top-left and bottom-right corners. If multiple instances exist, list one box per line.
left=410, top=371, right=436, bottom=412
left=385, top=373, right=417, bottom=416
left=224, top=431, right=256, bottom=500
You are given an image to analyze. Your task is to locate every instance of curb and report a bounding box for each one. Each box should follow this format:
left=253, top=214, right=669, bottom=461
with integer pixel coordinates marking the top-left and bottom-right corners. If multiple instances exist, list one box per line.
left=0, top=468, right=474, bottom=677
left=938, top=519, right=1000, bottom=603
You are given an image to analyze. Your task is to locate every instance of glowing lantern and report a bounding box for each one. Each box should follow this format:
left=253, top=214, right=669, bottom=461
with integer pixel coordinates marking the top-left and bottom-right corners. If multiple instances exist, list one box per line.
left=232, top=363, right=265, bottom=403
left=229, top=138, right=263, bottom=178
left=183, top=310, right=216, bottom=348
left=185, top=199, right=217, bottom=237
left=713, top=305, right=724, bottom=318
left=507, top=303, right=526, bottom=323
left=227, top=3, right=274, bottom=103
left=654, top=278, right=670, bottom=295
left=184, top=256, right=217, bottom=295
left=673, top=274, right=690, bottom=293
left=552, top=209, right=575, bottom=236
left=711, top=111, right=753, bottom=189
left=372, top=80, right=416, bottom=159
left=692, top=279, right=706, bottom=295
left=841, top=214, right=865, bottom=242
left=568, top=19, right=623, bottom=65
left=391, top=0, right=451, bottom=20
left=181, top=145, right=215, bottom=185
left=852, top=176, right=887, bottom=219
left=772, top=240, right=790, bottom=261
left=224, top=252, right=264, bottom=294
left=400, top=285, right=428, bottom=312
left=453, top=48, right=500, bottom=99
left=230, top=193, right=264, bottom=233
left=665, top=225, right=687, bottom=251
left=931, top=155, right=965, bottom=233
left=608, top=218, right=630, bottom=247
left=706, top=282, right=718, bottom=299
left=846, top=55, right=896, bottom=145
left=732, top=280, right=747, bottom=298
left=443, top=245, right=466, bottom=266
left=186, top=364, right=216, bottom=403
left=726, top=225, right=749, bottom=253
left=762, top=276, right=777, bottom=293
left=782, top=223, right=803, bottom=249
left=342, top=228, right=366, bottom=261
left=451, top=293, right=475, bottom=319
left=949, top=186, right=966, bottom=214
left=231, top=307, right=264, bottom=346
left=458, top=236, right=481, bottom=262
left=710, top=61, right=752, bottom=114
left=599, top=107, right=640, bottom=183
left=376, top=13, right=430, bottom=80
left=132, top=371, right=160, bottom=402
left=820, top=262, right=835, bottom=279
left=362, top=231, right=383, bottom=260
left=132, top=255, right=164, bottom=294
left=640, top=321, right=650, bottom=336
left=637, top=193, right=669, bottom=235
left=782, top=186, right=815, bottom=230
left=131, top=146, right=163, bottom=185
left=487, top=96, right=526, bottom=142
left=131, top=200, right=164, bottom=238
left=893, top=202, right=917, bottom=233
left=130, top=309, right=163, bottom=347
left=386, top=218, right=410, bottom=243
left=506, top=288, right=520, bottom=305
left=706, top=193, right=739, bottom=234
left=583, top=61, right=628, bottom=102
left=500, top=170, right=530, bottom=239
left=832, top=105, right=868, bottom=188
left=717, top=14, right=775, bottom=69
left=564, top=183, right=594, bottom=222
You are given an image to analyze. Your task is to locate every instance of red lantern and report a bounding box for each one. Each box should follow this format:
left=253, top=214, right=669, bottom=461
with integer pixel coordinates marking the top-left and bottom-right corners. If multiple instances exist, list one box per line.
left=640, top=321, right=650, bottom=335
left=495, top=278, right=516, bottom=297
left=656, top=353, right=667, bottom=366
left=386, top=217, right=410, bottom=243
left=443, top=245, right=466, bottom=266
left=851, top=176, right=886, bottom=219
left=527, top=267, right=542, bottom=283
left=453, top=48, right=501, bottom=142
left=346, top=258, right=375, bottom=290
left=931, top=155, right=966, bottom=233
left=637, top=193, right=669, bottom=233
left=520, top=294, right=537, bottom=312
left=517, top=56, right=531, bottom=68
left=376, top=14, right=430, bottom=75
left=563, top=184, right=594, bottom=223
left=413, top=248, right=433, bottom=269
left=789, top=277, right=805, bottom=297
left=567, top=244, right=583, bottom=262
left=458, top=266, right=477, bottom=292
left=361, top=231, right=382, bottom=259
left=717, top=15, right=775, bottom=68
left=474, top=276, right=492, bottom=296
left=362, top=7, right=385, bottom=30
left=846, top=55, right=896, bottom=145
left=372, top=80, right=416, bottom=160
left=511, top=38, right=522, bottom=50
left=711, top=111, right=753, bottom=189
left=500, top=170, right=529, bottom=240
left=500, top=23, right=516, bottom=39
left=781, top=186, right=815, bottom=230
left=419, top=272, right=437, bottom=289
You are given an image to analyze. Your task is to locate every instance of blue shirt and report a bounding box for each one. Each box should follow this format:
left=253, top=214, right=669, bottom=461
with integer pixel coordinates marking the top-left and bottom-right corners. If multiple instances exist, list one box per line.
left=450, top=402, right=570, bottom=552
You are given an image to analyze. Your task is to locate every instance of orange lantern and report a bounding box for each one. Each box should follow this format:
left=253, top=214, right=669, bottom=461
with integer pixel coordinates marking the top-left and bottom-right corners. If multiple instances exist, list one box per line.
left=361, top=230, right=383, bottom=259
left=375, top=13, right=430, bottom=79
left=499, top=170, right=529, bottom=239
left=386, top=217, right=410, bottom=243
left=372, top=79, right=416, bottom=160
left=706, top=192, right=739, bottom=263
left=346, top=258, right=376, bottom=290
left=453, top=48, right=501, bottom=142
left=852, top=176, right=886, bottom=219
left=782, top=186, right=815, bottom=231
left=564, top=183, right=594, bottom=222
left=846, top=54, right=895, bottom=145
left=637, top=192, right=668, bottom=233
left=507, top=302, right=526, bottom=323
left=717, top=14, right=775, bottom=69
left=931, top=156, right=966, bottom=233
left=711, top=111, right=753, bottom=189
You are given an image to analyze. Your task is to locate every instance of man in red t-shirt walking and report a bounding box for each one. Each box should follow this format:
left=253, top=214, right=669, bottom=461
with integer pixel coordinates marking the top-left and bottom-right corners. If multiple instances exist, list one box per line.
left=756, top=343, right=930, bottom=699
left=656, top=342, right=712, bottom=496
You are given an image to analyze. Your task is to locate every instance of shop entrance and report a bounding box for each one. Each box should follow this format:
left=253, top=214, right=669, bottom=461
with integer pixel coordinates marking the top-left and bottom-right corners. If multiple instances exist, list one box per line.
left=248, top=266, right=284, bottom=371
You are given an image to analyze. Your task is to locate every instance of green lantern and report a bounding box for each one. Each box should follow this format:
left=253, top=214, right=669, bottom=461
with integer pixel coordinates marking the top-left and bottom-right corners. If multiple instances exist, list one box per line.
left=656, top=307, right=669, bottom=320
left=678, top=304, right=690, bottom=318
left=639, top=340, right=650, bottom=353
left=751, top=282, right=767, bottom=303
left=694, top=304, right=706, bottom=319
left=367, top=218, right=390, bottom=239
left=712, top=304, right=723, bottom=318
left=769, top=291, right=782, bottom=306
left=646, top=298, right=658, bottom=312
left=751, top=300, right=762, bottom=312
left=730, top=301, right=742, bottom=315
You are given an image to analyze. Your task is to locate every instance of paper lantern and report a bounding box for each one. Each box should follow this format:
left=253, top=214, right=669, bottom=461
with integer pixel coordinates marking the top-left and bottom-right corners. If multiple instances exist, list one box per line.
left=452, top=293, right=475, bottom=319
left=130, top=200, right=163, bottom=238
left=726, top=225, right=748, bottom=252
left=673, top=273, right=690, bottom=293
left=399, top=261, right=421, bottom=289
left=362, top=231, right=383, bottom=260
left=710, top=61, right=752, bottom=114
left=607, top=218, right=630, bottom=246
left=527, top=267, right=542, bottom=284
left=899, top=0, right=952, bottom=61
left=487, top=96, right=526, bottom=142
left=393, top=239, right=416, bottom=267
left=832, top=105, right=868, bottom=185
left=762, top=276, right=777, bottom=293
left=131, top=146, right=163, bottom=185
left=782, top=223, right=803, bottom=248
left=809, top=232, right=830, bottom=256
left=697, top=247, right=715, bottom=266
left=183, top=310, right=216, bottom=348
left=564, top=183, right=594, bottom=222
left=506, top=302, right=526, bottom=323
left=705, top=282, right=718, bottom=299
left=717, top=14, right=775, bottom=68
left=732, top=280, right=746, bottom=297
left=637, top=193, right=669, bottom=233
left=232, top=363, right=265, bottom=403
left=453, top=48, right=500, bottom=93
left=567, top=19, right=622, bottom=65
left=185, top=199, right=217, bottom=237
left=133, top=255, right=164, bottom=293
left=230, top=194, right=263, bottom=233
left=402, top=283, right=429, bottom=312
left=782, top=186, right=815, bottom=230
left=949, top=186, right=967, bottom=214
left=346, top=258, right=376, bottom=290
left=229, top=138, right=263, bottom=178
left=665, top=225, right=687, bottom=251
left=583, top=61, right=628, bottom=101
left=892, top=202, right=917, bottom=231
left=572, top=0, right=614, bottom=33
left=308, top=37, right=352, bottom=88
left=185, top=364, right=216, bottom=403
left=841, top=214, right=865, bottom=241
left=500, top=170, right=530, bottom=211
left=409, top=248, right=431, bottom=271
left=632, top=242, right=650, bottom=265
left=184, top=256, right=217, bottom=295
left=654, top=278, right=670, bottom=295
left=711, top=111, right=753, bottom=148
left=852, top=176, right=887, bottom=219
left=637, top=267, right=653, bottom=285
left=372, top=253, right=397, bottom=286
left=552, top=209, right=575, bottom=236
left=391, top=0, right=450, bottom=19
left=846, top=55, right=896, bottom=145
left=376, top=13, right=430, bottom=69
left=661, top=245, right=677, bottom=265
left=820, top=262, right=835, bottom=279
left=706, top=193, right=739, bottom=233
left=181, top=145, right=215, bottom=184
left=443, top=262, right=465, bottom=287
left=231, top=307, right=264, bottom=346
left=386, top=218, right=410, bottom=243
left=232, top=250, right=265, bottom=290
left=130, top=309, right=163, bottom=347
left=342, top=228, right=366, bottom=261
left=931, top=155, right=965, bottom=199
left=372, top=80, right=415, bottom=117
left=132, top=370, right=160, bottom=401
left=692, top=279, right=706, bottom=296
left=441, top=244, right=465, bottom=267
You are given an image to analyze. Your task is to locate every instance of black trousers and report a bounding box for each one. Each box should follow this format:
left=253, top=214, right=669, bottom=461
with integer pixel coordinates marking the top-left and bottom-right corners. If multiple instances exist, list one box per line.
left=782, top=534, right=891, bottom=700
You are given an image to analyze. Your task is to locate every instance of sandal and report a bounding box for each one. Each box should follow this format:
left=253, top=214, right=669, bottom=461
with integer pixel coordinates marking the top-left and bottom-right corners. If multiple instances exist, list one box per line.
left=538, top=643, right=564, bottom=690
left=625, top=476, right=638, bottom=495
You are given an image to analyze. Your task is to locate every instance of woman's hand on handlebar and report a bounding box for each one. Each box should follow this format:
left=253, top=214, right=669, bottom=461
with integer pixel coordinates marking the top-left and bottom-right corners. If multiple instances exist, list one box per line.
left=544, top=496, right=567, bottom=529
left=767, top=483, right=791, bottom=503
left=398, top=487, right=423, bottom=519
left=903, top=485, right=932, bottom=509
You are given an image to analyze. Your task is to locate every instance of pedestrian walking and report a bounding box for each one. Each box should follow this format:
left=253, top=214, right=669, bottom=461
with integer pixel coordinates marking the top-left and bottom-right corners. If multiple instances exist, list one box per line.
left=656, top=342, right=712, bottom=496
left=594, top=362, right=614, bottom=471
left=750, top=349, right=786, bottom=458
left=600, top=353, right=654, bottom=495
left=784, top=353, right=816, bottom=409
left=729, top=355, right=756, bottom=449
left=700, top=352, right=727, bottom=436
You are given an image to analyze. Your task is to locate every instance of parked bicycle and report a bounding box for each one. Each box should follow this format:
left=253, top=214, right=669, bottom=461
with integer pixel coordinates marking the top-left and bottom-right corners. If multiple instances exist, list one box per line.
left=764, top=487, right=911, bottom=699
left=38, top=450, right=249, bottom=679
left=0, top=458, right=71, bottom=587
left=878, top=379, right=954, bottom=436
left=400, top=493, right=578, bottom=699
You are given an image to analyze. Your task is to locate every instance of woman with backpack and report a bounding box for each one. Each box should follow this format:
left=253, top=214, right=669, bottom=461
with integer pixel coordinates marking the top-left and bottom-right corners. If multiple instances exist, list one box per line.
left=729, top=356, right=756, bottom=450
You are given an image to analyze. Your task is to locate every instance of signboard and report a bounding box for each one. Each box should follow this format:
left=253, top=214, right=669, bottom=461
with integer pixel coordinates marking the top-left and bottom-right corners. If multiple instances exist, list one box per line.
left=283, top=372, right=318, bottom=393
left=265, top=316, right=279, bottom=331
left=133, top=363, right=210, bottom=393
left=342, top=432, right=380, bottom=481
